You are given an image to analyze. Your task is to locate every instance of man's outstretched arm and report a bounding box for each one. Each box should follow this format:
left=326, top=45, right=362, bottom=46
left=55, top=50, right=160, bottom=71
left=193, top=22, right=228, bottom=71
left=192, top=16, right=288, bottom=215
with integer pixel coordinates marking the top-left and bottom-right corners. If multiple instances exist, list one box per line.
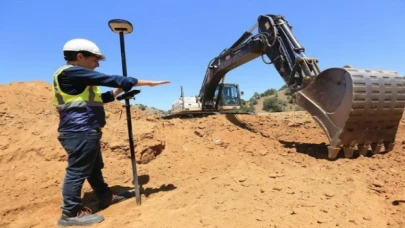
left=111, top=80, right=171, bottom=97
left=64, top=66, right=139, bottom=91
left=62, top=66, right=170, bottom=103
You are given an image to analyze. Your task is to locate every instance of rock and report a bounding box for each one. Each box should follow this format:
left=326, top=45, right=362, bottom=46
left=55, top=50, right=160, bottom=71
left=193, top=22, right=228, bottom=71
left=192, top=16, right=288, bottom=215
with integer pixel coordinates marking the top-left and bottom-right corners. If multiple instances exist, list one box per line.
left=146, top=116, right=156, bottom=121
left=194, top=130, right=203, bottom=137
left=259, top=149, right=268, bottom=156
left=269, top=173, right=284, bottom=178
left=109, top=141, right=127, bottom=151
left=372, top=181, right=384, bottom=188
left=324, top=192, right=335, bottom=198
left=260, top=132, right=270, bottom=138
left=287, top=122, right=303, bottom=127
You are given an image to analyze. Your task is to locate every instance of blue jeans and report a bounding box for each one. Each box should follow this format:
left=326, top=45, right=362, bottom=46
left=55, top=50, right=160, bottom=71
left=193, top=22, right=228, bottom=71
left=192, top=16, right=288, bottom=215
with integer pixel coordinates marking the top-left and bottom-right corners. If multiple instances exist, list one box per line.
left=57, top=129, right=109, bottom=213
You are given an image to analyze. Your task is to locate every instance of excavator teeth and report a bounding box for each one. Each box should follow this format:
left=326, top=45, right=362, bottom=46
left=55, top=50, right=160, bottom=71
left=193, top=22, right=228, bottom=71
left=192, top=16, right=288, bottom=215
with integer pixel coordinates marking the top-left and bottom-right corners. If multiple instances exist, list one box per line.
left=327, top=146, right=341, bottom=159
left=357, top=143, right=370, bottom=156
left=370, top=142, right=383, bottom=155
left=343, top=146, right=355, bottom=158
left=296, top=67, right=405, bottom=159
left=384, top=141, right=395, bottom=152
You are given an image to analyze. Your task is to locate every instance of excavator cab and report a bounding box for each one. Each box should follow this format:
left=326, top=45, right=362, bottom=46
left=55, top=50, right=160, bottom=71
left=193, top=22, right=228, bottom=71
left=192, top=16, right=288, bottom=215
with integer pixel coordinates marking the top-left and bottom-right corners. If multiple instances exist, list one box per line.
left=168, top=83, right=242, bottom=116
left=213, top=83, right=242, bottom=110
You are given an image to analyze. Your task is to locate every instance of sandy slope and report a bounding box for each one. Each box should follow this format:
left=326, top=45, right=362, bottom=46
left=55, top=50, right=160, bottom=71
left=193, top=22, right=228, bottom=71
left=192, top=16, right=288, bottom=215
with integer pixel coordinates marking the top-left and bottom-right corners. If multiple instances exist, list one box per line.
left=1, top=81, right=405, bottom=228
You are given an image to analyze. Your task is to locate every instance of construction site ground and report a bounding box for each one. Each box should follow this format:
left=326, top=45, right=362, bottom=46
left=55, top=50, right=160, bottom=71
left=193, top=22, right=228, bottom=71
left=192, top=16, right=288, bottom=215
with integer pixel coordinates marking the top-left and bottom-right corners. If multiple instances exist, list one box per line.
left=1, top=81, right=405, bottom=228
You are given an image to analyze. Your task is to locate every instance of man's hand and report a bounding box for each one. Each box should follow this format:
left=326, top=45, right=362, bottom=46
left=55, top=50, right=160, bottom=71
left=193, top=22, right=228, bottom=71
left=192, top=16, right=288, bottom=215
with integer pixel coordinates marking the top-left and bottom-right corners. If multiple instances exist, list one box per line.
left=113, top=88, right=124, bottom=97
left=131, top=79, right=171, bottom=87
left=148, top=80, right=170, bottom=87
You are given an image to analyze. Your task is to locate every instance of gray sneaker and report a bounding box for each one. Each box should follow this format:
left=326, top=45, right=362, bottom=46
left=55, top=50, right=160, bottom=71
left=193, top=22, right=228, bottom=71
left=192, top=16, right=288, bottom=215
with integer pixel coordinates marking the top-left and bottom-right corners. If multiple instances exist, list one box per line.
left=57, top=206, right=104, bottom=226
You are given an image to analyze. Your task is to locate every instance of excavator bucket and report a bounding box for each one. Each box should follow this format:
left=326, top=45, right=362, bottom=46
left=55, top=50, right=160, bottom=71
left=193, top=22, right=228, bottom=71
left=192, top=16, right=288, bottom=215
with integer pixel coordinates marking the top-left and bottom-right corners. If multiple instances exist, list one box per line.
left=295, top=66, right=405, bottom=159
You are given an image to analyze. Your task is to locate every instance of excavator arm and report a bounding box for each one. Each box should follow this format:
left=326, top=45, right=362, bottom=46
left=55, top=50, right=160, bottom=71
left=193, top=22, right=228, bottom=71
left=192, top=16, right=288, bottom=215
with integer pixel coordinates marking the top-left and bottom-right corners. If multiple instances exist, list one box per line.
left=199, top=14, right=320, bottom=110
left=197, top=14, right=405, bottom=159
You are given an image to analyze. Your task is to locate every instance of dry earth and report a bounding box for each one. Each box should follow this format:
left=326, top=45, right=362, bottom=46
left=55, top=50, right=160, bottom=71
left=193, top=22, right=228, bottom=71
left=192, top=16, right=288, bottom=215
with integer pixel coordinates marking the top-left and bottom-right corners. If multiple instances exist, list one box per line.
left=1, top=81, right=405, bottom=228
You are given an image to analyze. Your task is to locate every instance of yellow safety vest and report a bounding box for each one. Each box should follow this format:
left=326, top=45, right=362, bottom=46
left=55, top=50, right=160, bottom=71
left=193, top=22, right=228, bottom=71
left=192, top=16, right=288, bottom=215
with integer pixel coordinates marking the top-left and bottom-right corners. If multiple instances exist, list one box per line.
left=52, top=65, right=103, bottom=112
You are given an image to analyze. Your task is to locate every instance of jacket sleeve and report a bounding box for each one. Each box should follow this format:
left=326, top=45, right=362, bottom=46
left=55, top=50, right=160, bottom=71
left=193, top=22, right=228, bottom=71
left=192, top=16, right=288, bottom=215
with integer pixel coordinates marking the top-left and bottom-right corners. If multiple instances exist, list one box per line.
left=63, top=65, right=139, bottom=91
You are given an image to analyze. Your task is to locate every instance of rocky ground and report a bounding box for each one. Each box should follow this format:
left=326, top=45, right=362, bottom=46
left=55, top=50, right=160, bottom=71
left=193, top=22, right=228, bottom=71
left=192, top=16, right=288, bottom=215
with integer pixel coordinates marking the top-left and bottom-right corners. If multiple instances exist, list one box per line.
left=1, top=81, right=405, bottom=228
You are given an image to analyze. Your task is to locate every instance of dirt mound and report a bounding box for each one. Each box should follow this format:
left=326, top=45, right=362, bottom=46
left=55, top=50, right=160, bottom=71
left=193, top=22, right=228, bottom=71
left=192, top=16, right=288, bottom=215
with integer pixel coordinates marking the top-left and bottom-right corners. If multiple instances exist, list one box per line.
left=0, top=81, right=162, bottom=164
left=1, top=81, right=405, bottom=228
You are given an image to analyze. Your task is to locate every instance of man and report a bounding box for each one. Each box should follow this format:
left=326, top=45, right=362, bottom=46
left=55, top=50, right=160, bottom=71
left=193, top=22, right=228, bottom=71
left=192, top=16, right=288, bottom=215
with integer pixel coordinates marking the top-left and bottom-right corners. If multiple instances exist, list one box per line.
left=53, top=38, right=170, bottom=226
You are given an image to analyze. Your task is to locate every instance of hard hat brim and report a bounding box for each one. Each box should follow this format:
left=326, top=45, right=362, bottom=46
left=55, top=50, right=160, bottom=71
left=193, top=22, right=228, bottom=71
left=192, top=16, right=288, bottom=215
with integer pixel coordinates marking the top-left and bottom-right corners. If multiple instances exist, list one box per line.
left=96, top=54, right=106, bottom=61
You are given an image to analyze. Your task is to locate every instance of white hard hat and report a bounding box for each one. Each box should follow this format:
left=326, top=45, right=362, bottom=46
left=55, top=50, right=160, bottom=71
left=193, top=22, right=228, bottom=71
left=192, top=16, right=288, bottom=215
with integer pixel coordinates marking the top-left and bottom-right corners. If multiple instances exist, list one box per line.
left=63, top=38, right=105, bottom=60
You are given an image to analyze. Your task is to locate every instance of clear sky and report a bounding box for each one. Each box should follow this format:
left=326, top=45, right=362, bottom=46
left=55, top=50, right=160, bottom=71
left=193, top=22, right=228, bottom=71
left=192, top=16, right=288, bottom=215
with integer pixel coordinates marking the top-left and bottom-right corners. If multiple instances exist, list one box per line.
left=1, top=0, right=404, bottom=111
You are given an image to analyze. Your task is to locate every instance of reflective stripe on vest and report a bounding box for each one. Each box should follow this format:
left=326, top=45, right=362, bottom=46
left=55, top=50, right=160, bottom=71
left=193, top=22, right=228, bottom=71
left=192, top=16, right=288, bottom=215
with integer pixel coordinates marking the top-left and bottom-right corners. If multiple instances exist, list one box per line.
left=52, top=65, right=103, bottom=112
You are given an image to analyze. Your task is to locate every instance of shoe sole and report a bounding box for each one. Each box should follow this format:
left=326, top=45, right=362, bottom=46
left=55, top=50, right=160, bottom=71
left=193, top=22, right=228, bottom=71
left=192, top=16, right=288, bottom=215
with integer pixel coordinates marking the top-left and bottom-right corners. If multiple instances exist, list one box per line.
left=57, top=217, right=104, bottom=226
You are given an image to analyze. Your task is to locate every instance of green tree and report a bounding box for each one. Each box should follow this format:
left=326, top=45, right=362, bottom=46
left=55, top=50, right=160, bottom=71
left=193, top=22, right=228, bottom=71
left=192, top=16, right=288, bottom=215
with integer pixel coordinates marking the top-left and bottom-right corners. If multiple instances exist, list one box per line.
left=252, top=92, right=261, bottom=99
left=262, top=97, right=283, bottom=112
left=288, top=96, right=294, bottom=104
left=249, top=98, right=258, bottom=105
left=262, top=88, right=277, bottom=97
left=240, top=103, right=255, bottom=113
left=138, top=104, right=146, bottom=110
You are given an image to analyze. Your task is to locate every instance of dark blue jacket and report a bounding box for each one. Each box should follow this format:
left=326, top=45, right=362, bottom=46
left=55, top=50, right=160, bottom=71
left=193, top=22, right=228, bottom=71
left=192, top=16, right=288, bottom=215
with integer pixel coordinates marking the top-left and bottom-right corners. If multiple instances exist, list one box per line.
left=56, top=65, right=138, bottom=132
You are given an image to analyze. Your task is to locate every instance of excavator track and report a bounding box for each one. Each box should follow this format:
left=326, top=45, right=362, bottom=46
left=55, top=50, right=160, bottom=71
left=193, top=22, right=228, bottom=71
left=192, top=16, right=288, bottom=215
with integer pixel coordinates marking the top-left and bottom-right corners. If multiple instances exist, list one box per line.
left=296, top=66, right=405, bottom=159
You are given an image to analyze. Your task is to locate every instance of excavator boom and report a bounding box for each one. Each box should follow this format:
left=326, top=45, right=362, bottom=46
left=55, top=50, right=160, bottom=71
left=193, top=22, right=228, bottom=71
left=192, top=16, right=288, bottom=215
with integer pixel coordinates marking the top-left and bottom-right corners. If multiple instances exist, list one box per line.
left=168, top=14, right=405, bottom=159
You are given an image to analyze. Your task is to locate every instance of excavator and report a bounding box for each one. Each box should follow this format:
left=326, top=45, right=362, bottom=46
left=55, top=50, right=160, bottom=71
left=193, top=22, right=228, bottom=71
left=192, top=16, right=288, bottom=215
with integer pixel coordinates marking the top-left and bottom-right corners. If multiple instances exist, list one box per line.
left=164, top=14, right=405, bottom=159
